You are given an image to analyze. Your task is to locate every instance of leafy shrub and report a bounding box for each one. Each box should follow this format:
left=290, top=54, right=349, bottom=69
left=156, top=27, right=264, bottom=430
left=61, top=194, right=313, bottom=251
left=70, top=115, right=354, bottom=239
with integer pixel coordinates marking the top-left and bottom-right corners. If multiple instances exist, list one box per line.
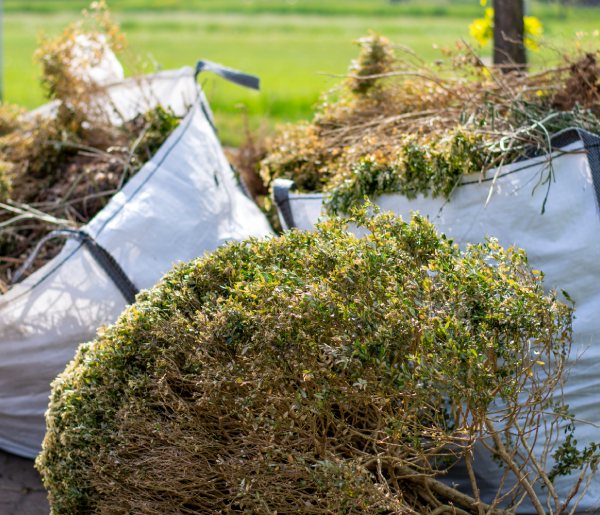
left=326, top=129, right=486, bottom=214
left=37, top=208, right=591, bottom=514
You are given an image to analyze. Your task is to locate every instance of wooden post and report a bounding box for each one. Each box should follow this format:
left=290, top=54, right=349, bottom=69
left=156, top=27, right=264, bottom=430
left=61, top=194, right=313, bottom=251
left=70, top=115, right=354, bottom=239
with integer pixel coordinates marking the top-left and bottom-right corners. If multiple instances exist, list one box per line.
left=493, top=0, right=527, bottom=72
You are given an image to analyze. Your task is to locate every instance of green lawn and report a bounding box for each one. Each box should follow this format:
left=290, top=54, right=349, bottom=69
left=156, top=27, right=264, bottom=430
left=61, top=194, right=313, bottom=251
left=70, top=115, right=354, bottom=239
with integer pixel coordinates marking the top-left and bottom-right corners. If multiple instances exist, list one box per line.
left=3, top=1, right=600, bottom=144
left=0, top=0, right=517, bottom=16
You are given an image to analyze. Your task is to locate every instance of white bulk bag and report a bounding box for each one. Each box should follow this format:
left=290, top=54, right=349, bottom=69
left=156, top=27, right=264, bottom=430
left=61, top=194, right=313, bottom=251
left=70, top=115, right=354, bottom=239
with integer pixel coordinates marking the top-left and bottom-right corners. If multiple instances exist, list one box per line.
left=272, top=130, right=600, bottom=512
left=27, top=65, right=197, bottom=124
left=0, top=65, right=272, bottom=458
left=71, top=34, right=125, bottom=85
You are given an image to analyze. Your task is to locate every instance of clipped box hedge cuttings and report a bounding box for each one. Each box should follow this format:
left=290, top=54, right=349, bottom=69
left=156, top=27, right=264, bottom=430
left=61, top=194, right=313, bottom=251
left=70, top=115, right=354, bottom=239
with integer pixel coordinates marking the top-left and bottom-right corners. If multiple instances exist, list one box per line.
left=36, top=208, right=589, bottom=514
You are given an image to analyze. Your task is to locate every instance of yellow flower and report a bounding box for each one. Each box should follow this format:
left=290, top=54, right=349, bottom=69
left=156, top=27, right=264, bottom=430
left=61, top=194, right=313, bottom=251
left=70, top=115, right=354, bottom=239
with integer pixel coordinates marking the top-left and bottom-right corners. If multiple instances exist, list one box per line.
left=480, top=0, right=487, bottom=6
left=470, top=10, right=544, bottom=52
left=524, top=15, right=543, bottom=51
left=469, top=11, right=493, bottom=47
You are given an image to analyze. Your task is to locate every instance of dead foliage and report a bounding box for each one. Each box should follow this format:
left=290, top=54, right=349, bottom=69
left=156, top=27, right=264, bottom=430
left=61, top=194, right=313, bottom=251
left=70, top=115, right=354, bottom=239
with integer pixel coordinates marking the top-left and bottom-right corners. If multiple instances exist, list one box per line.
left=260, top=34, right=600, bottom=214
left=225, top=116, right=269, bottom=203
left=0, top=2, right=181, bottom=292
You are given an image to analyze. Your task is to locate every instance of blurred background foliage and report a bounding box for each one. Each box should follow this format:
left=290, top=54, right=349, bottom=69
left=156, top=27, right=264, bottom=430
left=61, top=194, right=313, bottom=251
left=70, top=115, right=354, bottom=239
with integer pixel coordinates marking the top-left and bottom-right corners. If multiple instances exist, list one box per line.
left=3, top=0, right=600, bottom=144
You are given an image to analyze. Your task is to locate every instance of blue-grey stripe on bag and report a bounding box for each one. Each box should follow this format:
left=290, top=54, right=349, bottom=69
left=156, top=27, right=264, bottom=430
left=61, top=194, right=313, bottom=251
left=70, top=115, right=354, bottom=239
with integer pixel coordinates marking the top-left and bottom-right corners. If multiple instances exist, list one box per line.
left=12, top=229, right=138, bottom=304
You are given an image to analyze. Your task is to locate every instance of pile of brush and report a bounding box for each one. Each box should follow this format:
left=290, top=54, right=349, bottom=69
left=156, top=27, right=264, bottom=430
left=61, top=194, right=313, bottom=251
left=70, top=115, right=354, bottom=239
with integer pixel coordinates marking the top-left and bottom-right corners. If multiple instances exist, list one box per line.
left=0, top=1, right=180, bottom=292
left=37, top=208, right=588, bottom=514
left=257, top=34, right=600, bottom=215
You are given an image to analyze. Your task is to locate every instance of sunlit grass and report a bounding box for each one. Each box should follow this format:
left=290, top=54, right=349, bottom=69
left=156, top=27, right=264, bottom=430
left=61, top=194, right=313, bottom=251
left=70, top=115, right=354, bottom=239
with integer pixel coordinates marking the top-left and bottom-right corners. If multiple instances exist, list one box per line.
left=3, top=3, right=599, bottom=144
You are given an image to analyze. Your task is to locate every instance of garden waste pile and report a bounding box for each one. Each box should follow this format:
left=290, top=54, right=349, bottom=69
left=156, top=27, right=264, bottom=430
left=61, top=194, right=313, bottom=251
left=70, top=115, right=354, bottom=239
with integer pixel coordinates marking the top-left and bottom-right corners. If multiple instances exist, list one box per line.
left=0, top=0, right=273, bottom=461
left=0, top=2, right=181, bottom=292
left=37, top=208, right=591, bottom=514
left=255, top=34, right=600, bottom=512
left=29, top=23, right=600, bottom=513
left=260, top=34, right=600, bottom=215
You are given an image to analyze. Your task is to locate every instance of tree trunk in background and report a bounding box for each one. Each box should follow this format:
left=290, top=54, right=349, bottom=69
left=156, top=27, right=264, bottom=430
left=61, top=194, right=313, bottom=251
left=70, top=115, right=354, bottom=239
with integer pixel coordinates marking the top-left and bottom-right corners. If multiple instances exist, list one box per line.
left=493, top=0, right=527, bottom=72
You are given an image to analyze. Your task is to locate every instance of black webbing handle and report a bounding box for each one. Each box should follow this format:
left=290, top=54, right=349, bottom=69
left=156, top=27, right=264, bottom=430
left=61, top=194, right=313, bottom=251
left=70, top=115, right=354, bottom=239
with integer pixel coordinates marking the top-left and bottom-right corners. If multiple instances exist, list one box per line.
left=272, top=179, right=297, bottom=230
left=12, top=229, right=138, bottom=304
left=80, top=233, right=139, bottom=304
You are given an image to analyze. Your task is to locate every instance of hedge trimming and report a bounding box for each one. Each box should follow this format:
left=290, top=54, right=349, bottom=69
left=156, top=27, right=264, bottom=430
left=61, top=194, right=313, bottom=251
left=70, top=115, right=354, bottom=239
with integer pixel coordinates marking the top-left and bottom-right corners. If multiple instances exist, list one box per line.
left=37, top=208, right=578, bottom=513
